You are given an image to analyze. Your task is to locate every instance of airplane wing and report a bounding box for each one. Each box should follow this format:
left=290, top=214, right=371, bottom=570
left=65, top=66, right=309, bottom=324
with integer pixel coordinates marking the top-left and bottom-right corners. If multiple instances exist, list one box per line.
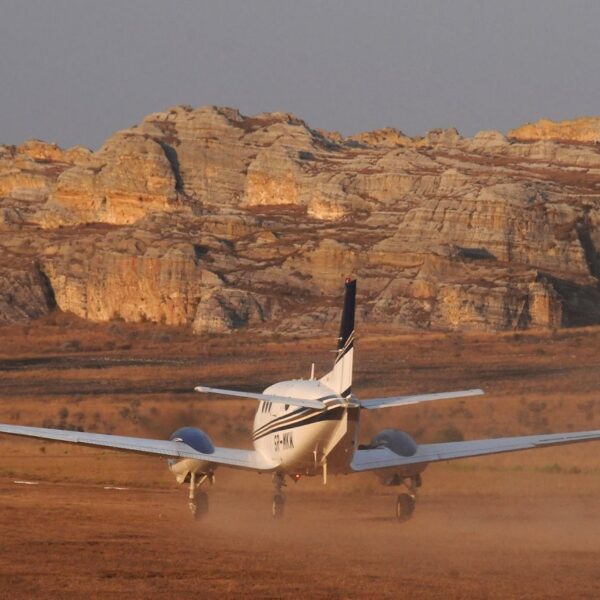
left=351, top=429, right=600, bottom=471
left=195, top=385, right=324, bottom=409
left=0, top=423, right=279, bottom=471
left=359, top=388, right=484, bottom=410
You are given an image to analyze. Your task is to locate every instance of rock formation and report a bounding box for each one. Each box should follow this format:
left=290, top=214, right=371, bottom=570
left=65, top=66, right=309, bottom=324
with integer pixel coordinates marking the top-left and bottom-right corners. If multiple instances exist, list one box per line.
left=0, top=106, right=599, bottom=334
left=509, top=116, right=600, bottom=144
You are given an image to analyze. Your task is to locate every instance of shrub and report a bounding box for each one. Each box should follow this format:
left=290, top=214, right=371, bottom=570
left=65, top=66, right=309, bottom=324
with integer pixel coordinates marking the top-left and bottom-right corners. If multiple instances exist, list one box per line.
left=434, top=424, right=464, bottom=443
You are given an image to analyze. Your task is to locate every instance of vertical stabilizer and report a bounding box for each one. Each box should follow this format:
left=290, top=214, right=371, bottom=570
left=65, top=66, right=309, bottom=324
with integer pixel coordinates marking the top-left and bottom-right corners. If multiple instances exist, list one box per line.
left=320, top=278, right=356, bottom=398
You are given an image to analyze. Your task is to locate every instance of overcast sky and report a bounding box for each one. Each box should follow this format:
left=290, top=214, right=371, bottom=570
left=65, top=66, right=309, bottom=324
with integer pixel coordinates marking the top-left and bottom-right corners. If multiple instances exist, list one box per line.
left=1, top=0, right=599, bottom=149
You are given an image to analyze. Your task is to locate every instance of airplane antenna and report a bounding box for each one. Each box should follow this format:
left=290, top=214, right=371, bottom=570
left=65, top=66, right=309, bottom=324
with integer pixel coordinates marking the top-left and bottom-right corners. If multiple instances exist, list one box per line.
left=310, top=363, right=315, bottom=380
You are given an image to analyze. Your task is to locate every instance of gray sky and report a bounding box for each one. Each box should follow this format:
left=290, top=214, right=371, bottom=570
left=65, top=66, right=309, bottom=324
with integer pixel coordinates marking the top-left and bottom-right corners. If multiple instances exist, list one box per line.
left=1, top=0, right=599, bottom=149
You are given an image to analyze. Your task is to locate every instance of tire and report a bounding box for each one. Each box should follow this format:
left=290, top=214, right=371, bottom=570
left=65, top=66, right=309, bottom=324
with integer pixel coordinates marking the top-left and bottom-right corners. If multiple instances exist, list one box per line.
left=272, top=494, right=285, bottom=518
left=395, top=493, right=415, bottom=522
left=194, top=492, right=209, bottom=521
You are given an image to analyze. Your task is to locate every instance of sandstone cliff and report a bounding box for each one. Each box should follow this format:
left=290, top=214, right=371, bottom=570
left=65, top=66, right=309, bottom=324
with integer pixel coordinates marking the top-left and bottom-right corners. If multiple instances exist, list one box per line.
left=0, top=107, right=599, bottom=334
left=509, top=116, right=600, bottom=144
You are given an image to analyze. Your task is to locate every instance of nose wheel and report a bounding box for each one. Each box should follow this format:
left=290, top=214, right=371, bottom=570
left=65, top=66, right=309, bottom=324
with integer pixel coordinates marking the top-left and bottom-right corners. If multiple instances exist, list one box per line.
left=272, top=472, right=286, bottom=518
left=272, top=493, right=285, bottom=518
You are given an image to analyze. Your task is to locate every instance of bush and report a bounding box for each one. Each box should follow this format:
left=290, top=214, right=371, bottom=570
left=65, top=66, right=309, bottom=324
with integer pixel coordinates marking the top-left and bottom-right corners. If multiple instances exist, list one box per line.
left=434, top=424, right=464, bottom=443
left=61, top=340, right=81, bottom=351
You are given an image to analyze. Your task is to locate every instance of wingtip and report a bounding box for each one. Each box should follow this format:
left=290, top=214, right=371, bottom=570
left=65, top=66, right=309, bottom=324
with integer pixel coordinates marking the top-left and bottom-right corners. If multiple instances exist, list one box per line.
left=464, top=388, right=485, bottom=397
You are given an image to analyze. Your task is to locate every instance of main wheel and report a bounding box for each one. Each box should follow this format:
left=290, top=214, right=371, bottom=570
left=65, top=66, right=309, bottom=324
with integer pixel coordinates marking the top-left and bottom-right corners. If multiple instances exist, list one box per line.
left=272, top=493, right=285, bottom=518
left=193, top=492, right=209, bottom=521
left=395, top=493, right=415, bottom=522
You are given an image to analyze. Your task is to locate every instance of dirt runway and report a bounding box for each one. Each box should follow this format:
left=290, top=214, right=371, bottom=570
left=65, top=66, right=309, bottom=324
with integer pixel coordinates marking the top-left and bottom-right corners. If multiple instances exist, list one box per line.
left=0, top=465, right=599, bottom=599
left=0, top=319, right=599, bottom=598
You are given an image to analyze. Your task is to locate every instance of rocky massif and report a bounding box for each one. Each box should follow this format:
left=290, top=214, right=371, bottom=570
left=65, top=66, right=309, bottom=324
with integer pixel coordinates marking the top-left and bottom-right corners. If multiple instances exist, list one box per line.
left=0, top=108, right=599, bottom=334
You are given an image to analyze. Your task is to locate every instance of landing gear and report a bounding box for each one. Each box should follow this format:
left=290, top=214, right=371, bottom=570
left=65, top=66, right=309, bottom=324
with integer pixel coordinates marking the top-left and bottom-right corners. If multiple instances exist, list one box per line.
left=191, top=491, right=209, bottom=520
left=188, top=471, right=212, bottom=521
left=394, top=474, right=420, bottom=522
left=272, top=493, right=285, bottom=518
left=396, top=493, right=415, bottom=522
left=272, top=472, right=286, bottom=518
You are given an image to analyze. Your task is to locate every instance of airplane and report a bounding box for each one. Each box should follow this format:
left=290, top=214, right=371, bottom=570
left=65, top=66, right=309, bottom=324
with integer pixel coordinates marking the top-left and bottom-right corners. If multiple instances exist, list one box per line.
left=1, top=277, right=600, bottom=522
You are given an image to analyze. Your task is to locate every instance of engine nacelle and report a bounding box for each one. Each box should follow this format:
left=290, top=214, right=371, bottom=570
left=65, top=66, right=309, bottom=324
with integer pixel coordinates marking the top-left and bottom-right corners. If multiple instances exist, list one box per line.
left=168, top=427, right=215, bottom=483
left=371, top=429, right=417, bottom=457
left=170, top=427, right=215, bottom=453
left=370, top=429, right=426, bottom=485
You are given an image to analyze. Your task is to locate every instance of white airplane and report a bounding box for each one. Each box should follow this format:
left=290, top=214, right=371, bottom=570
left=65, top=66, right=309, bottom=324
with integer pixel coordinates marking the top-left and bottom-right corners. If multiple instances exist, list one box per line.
left=1, top=278, right=599, bottom=522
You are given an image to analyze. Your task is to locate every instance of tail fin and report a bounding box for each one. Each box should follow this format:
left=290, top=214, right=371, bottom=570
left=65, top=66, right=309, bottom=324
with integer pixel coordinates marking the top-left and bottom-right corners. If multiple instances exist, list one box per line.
left=320, top=278, right=356, bottom=398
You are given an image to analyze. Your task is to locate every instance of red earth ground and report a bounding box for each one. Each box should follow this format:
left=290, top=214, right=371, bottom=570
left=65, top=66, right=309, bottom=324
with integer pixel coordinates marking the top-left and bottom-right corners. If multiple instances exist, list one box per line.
left=0, top=316, right=599, bottom=599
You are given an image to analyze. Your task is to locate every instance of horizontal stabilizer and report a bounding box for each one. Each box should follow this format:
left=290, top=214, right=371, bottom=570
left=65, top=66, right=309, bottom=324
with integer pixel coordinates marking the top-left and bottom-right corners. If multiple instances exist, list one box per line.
left=359, top=388, right=484, bottom=410
left=0, top=423, right=279, bottom=471
left=194, top=386, right=324, bottom=410
left=351, top=428, right=600, bottom=471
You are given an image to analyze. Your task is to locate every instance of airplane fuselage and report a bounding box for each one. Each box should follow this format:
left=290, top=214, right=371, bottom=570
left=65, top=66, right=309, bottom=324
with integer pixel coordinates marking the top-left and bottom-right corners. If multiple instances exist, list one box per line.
left=253, top=379, right=359, bottom=477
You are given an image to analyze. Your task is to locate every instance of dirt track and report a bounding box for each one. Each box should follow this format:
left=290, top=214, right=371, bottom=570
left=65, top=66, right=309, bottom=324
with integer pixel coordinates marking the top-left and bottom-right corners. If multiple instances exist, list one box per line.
left=0, top=319, right=599, bottom=598
left=1, top=467, right=599, bottom=599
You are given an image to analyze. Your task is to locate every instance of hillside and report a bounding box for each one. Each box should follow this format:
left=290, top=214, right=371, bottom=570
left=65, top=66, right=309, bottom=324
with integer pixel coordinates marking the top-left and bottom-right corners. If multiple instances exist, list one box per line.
left=1, top=107, right=599, bottom=334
